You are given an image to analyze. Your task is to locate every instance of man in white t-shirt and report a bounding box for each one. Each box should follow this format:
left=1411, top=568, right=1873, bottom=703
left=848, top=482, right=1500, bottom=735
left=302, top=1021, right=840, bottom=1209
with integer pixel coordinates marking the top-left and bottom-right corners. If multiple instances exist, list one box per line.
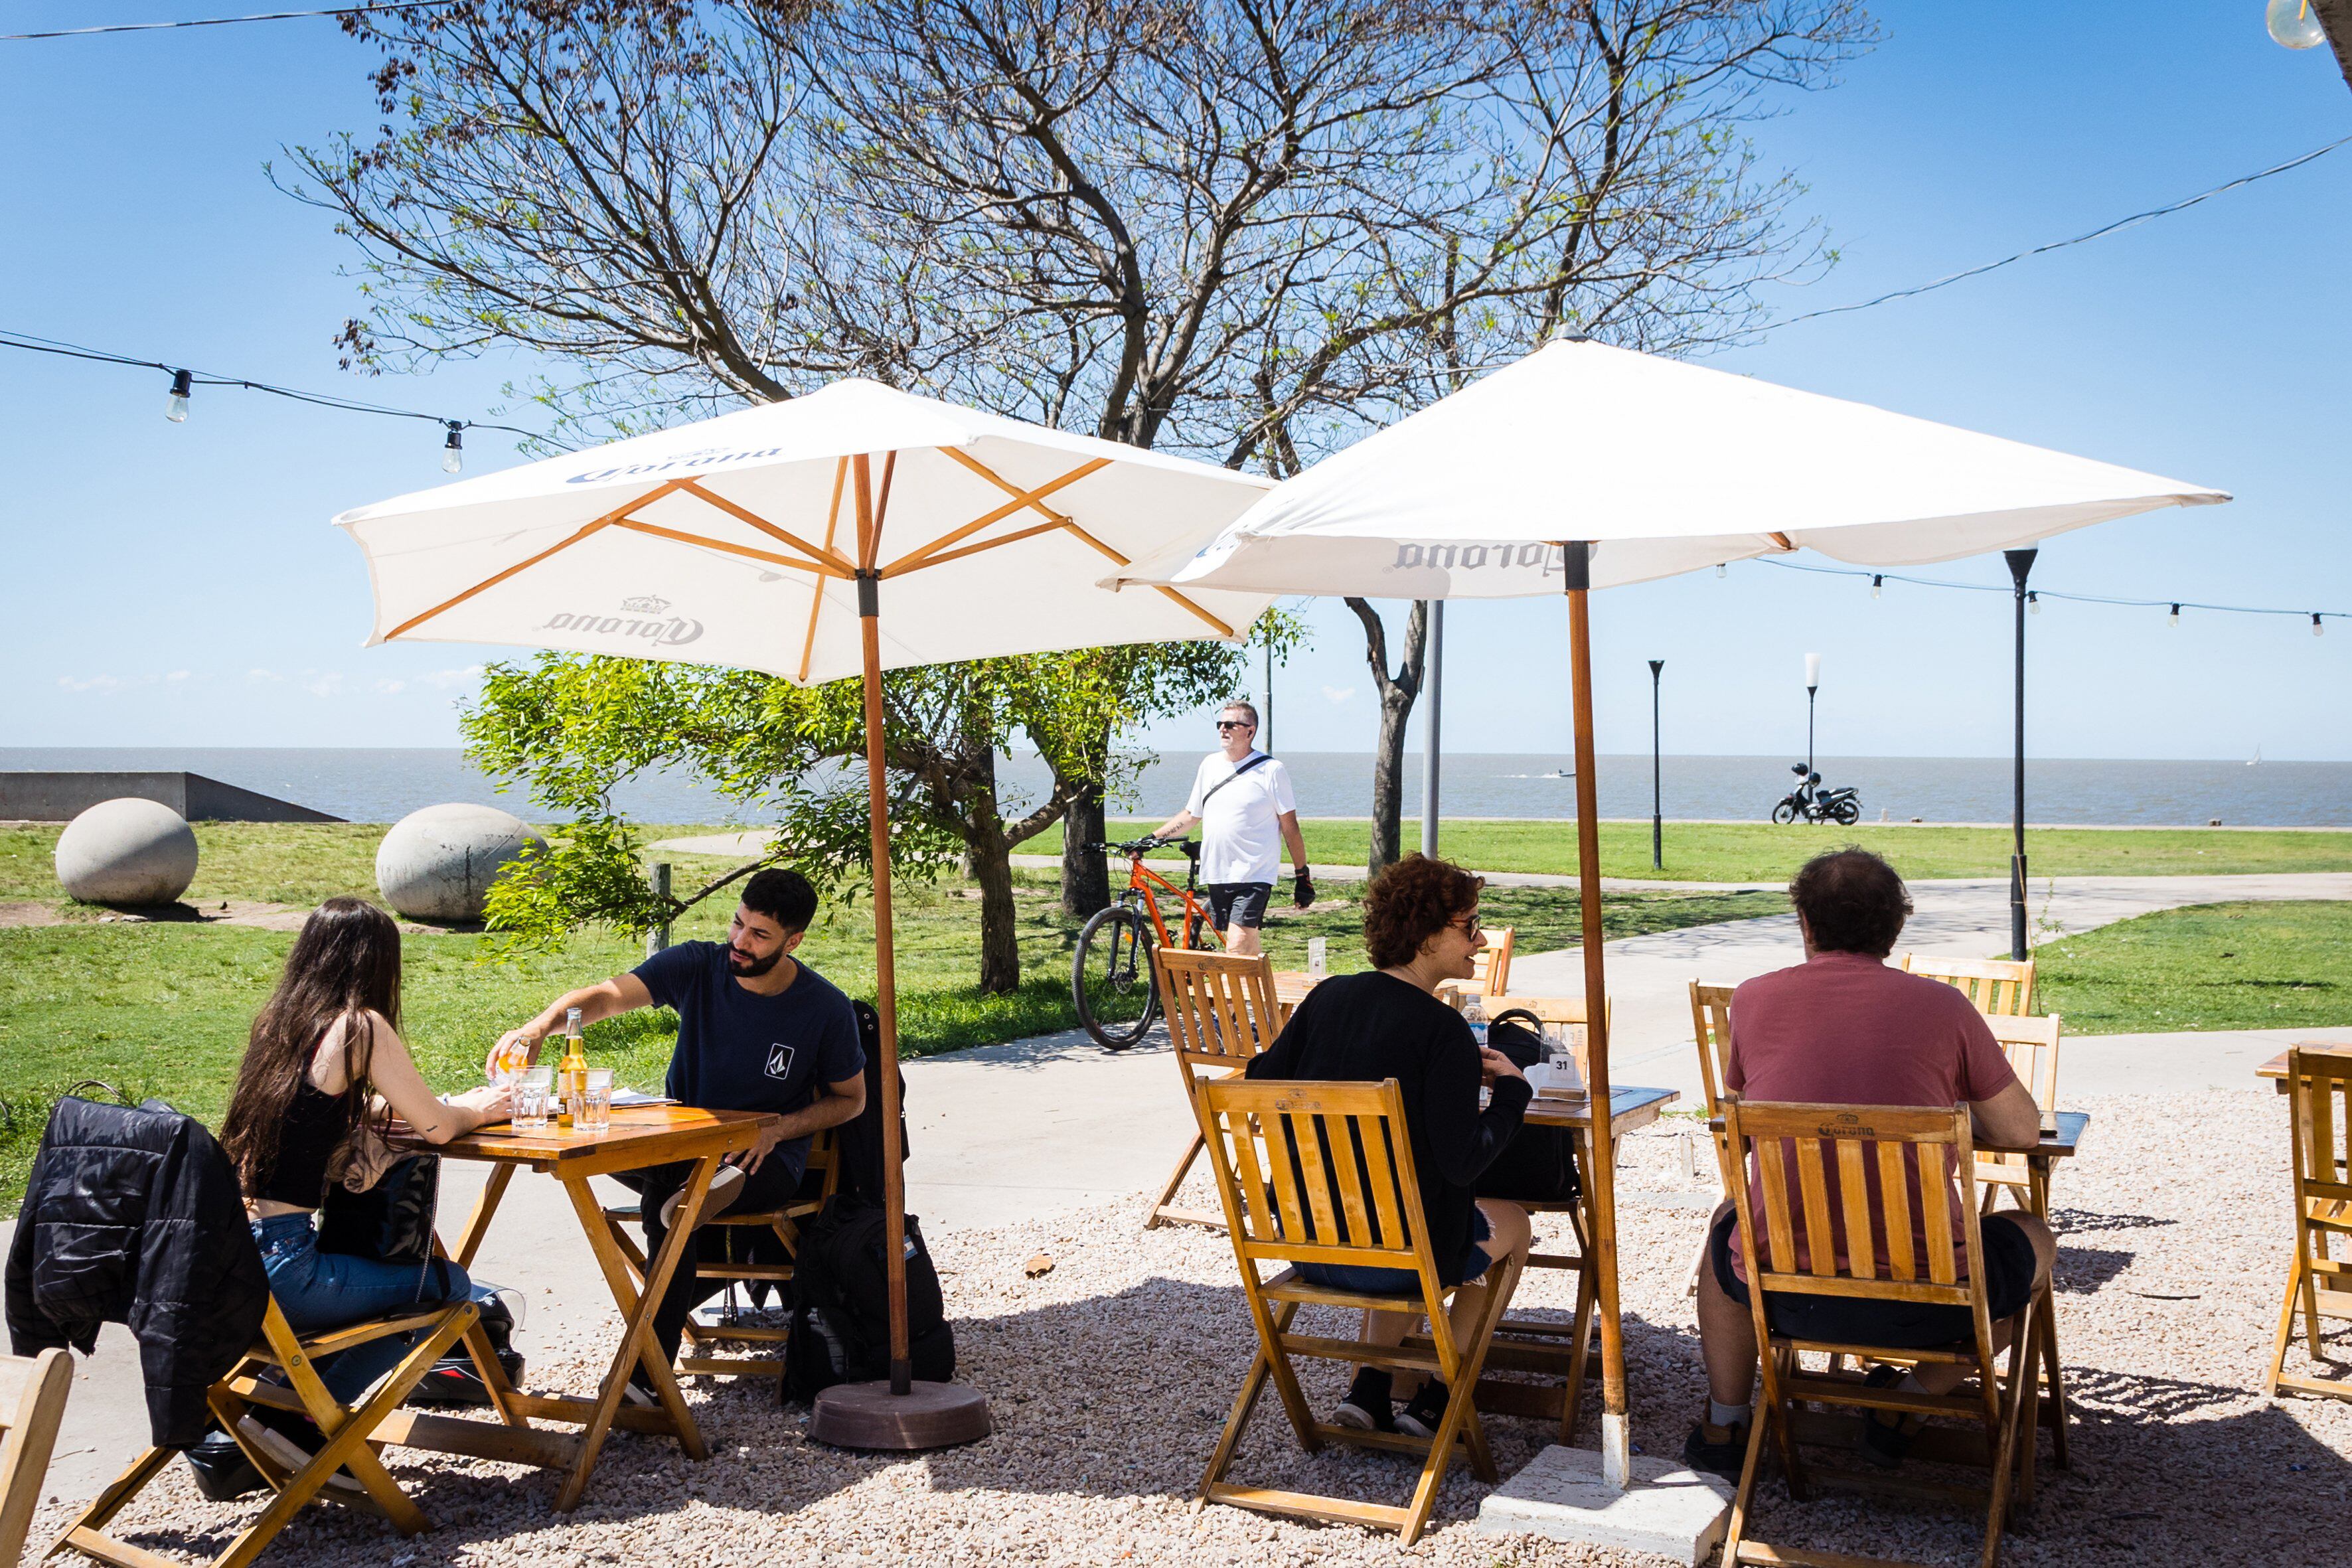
left=1150, top=700, right=1312, bottom=956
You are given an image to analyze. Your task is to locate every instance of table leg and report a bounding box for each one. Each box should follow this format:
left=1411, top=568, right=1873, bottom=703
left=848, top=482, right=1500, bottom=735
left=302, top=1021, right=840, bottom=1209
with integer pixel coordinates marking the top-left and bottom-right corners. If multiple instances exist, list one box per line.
left=556, top=1157, right=718, bottom=1510
left=2028, top=1154, right=2070, bottom=1469
left=452, top=1163, right=516, bottom=1271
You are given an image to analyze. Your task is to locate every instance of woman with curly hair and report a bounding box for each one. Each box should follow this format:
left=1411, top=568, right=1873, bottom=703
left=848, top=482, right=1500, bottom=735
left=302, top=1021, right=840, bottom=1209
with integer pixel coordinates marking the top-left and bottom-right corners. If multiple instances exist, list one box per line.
left=1245, top=853, right=1533, bottom=1437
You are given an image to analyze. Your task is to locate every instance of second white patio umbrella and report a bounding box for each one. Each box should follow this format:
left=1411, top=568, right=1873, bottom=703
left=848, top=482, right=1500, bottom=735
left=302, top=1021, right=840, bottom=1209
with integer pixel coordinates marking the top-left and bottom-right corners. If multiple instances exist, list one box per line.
left=1113, top=336, right=2228, bottom=1487
left=339, top=377, right=1274, bottom=1449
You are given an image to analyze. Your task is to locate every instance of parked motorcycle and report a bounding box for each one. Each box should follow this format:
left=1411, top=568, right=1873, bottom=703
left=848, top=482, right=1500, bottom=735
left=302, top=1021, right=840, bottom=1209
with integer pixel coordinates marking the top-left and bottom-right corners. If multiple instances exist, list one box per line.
left=1772, top=763, right=1861, bottom=825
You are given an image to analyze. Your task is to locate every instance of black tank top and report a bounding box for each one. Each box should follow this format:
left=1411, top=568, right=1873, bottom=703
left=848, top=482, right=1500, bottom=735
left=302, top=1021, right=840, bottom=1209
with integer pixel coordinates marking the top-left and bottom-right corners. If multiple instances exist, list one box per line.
left=256, top=1063, right=356, bottom=1210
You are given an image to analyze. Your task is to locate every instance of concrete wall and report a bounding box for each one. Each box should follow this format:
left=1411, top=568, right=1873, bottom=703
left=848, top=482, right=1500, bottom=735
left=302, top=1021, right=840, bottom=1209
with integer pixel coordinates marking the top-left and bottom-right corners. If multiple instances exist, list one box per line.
left=0, top=772, right=343, bottom=824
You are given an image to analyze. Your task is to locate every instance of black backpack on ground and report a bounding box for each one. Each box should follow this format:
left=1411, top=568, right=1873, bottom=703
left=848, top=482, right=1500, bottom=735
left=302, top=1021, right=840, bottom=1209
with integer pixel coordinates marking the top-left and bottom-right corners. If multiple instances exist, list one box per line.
left=783, top=1194, right=953, bottom=1407
left=1471, top=1012, right=1583, bottom=1204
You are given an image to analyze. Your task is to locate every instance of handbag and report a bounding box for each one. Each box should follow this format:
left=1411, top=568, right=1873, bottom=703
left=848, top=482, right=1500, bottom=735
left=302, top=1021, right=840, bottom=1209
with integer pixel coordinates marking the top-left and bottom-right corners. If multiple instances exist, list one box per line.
left=318, top=1151, right=442, bottom=1268
left=1474, top=1010, right=1581, bottom=1204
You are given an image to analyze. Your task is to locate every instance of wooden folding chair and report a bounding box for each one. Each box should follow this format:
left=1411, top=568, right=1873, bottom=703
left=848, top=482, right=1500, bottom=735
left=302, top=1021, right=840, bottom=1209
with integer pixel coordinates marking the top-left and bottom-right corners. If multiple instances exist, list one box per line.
left=1717, top=1095, right=2047, bottom=1568
left=1976, top=1016, right=2061, bottom=1216
left=1195, top=1078, right=1523, bottom=1545
left=55, top=1294, right=483, bottom=1568
left=600, top=1131, right=838, bottom=1378
left=2266, top=1046, right=2352, bottom=1404
left=1902, top=954, right=2035, bottom=1018
left=0, top=1352, right=71, bottom=1568
left=1145, top=948, right=1283, bottom=1231
left=1470, top=926, right=1517, bottom=998
left=1688, top=980, right=1741, bottom=1196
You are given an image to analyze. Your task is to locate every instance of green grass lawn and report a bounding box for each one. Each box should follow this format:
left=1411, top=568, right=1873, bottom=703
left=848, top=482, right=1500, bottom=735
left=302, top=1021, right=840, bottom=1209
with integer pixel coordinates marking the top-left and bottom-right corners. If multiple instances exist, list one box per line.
left=2033, top=900, right=2352, bottom=1035
left=1027, top=817, right=2352, bottom=883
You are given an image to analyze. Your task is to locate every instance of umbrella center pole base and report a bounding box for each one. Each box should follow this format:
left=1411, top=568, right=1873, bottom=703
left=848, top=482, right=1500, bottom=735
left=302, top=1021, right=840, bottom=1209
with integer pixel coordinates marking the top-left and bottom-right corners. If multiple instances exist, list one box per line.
left=809, top=1379, right=993, bottom=1451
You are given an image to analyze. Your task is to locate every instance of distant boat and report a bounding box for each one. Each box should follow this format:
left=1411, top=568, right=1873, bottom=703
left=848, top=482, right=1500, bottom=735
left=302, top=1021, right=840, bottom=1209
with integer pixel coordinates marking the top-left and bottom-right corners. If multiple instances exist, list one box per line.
left=1544, top=767, right=1575, bottom=779
left=2248, top=745, right=2261, bottom=767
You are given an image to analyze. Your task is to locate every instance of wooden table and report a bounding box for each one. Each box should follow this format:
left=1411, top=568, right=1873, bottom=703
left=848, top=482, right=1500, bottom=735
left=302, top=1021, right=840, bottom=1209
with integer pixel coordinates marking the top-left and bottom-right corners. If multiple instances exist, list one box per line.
left=1443, top=1084, right=1681, bottom=1437
left=394, top=1105, right=773, bottom=1510
left=2256, top=1044, right=2352, bottom=1092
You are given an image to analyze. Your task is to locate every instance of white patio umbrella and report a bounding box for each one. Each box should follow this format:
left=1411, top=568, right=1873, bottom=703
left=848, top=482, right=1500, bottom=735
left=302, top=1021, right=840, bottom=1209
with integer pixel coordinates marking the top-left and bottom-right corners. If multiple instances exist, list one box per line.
left=339, top=377, right=1275, bottom=1447
left=1111, top=336, right=2228, bottom=1487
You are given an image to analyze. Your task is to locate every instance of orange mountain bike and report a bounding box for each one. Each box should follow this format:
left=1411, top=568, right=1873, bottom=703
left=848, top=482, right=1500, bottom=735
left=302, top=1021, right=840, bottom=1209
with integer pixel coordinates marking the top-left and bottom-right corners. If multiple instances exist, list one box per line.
left=1071, top=836, right=1219, bottom=1050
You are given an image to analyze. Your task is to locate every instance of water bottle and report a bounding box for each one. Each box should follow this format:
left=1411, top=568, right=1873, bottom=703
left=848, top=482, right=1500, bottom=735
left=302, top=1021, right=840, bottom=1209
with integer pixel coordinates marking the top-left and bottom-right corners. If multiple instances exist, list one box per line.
left=1461, top=991, right=1488, bottom=1050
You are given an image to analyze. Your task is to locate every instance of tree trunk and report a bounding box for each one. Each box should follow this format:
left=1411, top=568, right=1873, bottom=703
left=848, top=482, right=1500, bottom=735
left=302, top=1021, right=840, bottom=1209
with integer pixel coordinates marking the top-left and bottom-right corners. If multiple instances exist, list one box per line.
left=1368, top=684, right=1415, bottom=875
left=1346, top=597, right=1430, bottom=878
left=965, top=819, right=1023, bottom=995
left=1059, top=782, right=1111, bottom=918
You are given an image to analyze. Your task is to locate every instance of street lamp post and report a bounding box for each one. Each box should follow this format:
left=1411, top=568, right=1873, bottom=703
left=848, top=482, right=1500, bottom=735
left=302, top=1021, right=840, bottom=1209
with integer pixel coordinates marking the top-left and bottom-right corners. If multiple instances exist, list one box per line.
left=1648, top=659, right=1664, bottom=870
left=2005, top=548, right=2039, bottom=961
left=1804, top=651, right=1822, bottom=775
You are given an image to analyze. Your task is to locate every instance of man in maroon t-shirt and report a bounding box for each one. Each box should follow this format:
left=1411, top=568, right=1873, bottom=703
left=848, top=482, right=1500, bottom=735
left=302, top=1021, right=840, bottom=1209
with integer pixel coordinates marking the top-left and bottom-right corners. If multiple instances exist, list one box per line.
left=1684, top=849, right=2055, bottom=1478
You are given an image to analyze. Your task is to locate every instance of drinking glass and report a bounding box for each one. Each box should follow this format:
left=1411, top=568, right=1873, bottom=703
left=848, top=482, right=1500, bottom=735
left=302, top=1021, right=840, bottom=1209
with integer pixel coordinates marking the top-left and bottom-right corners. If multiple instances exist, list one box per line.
left=1306, top=937, right=1328, bottom=980
left=582, top=1069, right=613, bottom=1133
left=513, top=1067, right=553, bottom=1133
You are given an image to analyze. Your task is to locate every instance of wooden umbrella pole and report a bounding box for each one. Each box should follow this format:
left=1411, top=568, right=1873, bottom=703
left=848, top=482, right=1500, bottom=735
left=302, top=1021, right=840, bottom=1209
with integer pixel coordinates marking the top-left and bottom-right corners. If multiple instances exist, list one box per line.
left=852, top=455, right=914, bottom=1397
left=1563, top=542, right=1630, bottom=1488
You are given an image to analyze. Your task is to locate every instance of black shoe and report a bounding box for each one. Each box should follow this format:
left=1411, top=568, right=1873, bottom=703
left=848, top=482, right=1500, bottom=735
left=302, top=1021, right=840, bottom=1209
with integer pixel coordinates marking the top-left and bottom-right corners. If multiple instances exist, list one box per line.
left=1682, top=1414, right=1750, bottom=1479
left=1394, top=1379, right=1449, bottom=1439
left=1861, top=1364, right=1922, bottom=1468
left=1333, top=1367, right=1397, bottom=1433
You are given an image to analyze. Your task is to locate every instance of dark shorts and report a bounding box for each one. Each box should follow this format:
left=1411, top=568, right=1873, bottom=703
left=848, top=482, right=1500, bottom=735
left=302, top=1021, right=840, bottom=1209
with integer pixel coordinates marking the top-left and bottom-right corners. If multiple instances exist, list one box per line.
left=1298, top=1206, right=1493, bottom=1295
left=1206, top=882, right=1274, bottom=931
left=1709, top=1207, right=2038, bottom=1349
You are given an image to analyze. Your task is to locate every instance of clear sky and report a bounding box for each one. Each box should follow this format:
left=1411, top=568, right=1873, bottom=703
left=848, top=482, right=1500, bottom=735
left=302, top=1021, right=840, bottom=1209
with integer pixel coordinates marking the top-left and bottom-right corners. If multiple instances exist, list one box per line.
left=4, top=2, right=2348, bottom=762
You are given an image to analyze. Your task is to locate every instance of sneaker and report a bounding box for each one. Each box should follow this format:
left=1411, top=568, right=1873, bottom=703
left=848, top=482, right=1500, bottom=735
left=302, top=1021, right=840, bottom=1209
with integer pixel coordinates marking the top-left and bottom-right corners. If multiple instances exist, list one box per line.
left=1332, top=1367, right=1397, bottom=1433
left=1682, top=1412, right=1751, bottom=1479
left=1394, top=1379, right=1450, bottom=1439
left=660, top=1164, right=745, bottom=1231
left=1860, top=1364, right=1922, bottom=1469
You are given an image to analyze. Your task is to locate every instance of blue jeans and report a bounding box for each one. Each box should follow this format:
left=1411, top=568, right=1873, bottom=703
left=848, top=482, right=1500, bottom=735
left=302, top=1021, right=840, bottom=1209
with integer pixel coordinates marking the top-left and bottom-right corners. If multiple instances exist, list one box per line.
left=251, top=1213, right=486, bottom=1404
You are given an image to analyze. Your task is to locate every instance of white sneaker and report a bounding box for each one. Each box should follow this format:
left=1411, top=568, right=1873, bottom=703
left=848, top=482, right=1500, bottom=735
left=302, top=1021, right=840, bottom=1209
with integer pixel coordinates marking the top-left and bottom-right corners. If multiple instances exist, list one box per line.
left=659, top=1165, right=745, bottom=1231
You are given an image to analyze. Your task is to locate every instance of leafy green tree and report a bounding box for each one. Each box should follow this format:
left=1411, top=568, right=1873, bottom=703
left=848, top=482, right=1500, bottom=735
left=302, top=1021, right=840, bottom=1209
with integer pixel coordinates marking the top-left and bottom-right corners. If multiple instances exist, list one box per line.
left=465, top=637, right=1253, bottom=992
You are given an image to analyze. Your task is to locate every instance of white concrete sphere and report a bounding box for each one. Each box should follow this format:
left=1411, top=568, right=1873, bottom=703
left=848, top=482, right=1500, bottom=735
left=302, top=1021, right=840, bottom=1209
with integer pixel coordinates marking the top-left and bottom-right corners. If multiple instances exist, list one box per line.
left=374, top=803, right=546, bottom=922
left=54, top=798, right=200, bottom=905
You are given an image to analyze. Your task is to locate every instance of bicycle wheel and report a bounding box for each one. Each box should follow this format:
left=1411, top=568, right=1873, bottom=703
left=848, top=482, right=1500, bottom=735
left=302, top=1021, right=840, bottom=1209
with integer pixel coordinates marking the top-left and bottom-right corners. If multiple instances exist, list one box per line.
left=1072, top=903, right=1158, bottom=1051
left=1771, top=799, right=1800, bottom=825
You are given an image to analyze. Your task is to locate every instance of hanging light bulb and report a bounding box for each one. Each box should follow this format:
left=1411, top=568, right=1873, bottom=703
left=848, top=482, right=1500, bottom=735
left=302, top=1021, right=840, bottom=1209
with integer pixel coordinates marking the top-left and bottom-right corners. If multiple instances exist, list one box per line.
left=1870, top=574, right=1883, bottom=599
left=164, top=369, right=191, bottom=423
left=2268, top=0, right=2329, bottom=48
left=2027, top=591, right=2041, bottom=615
left=1715, top=562, right=1727, bottom=579
left=2315, top=613, right=2327, bottom=638
left=2169, top=603, right=2182, bottom=627
left=441, top=421, right=464, bottom=474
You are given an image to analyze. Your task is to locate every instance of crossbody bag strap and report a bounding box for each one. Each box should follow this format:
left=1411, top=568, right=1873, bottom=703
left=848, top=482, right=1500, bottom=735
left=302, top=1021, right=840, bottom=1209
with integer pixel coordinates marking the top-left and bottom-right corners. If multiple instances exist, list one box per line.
left=1196, top=751, right=1272, bottom=812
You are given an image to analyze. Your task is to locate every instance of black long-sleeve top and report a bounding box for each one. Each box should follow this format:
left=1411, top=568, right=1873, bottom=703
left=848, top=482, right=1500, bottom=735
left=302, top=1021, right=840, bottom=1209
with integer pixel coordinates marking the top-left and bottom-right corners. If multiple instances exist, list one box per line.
left=1246, top=970, right=1531, bottom=1281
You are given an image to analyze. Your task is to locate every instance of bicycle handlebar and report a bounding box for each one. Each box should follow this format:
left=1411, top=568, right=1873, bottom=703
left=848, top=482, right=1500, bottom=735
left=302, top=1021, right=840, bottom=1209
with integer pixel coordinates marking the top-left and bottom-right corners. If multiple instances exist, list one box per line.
left=1085, top=837, right=1200, bottom=858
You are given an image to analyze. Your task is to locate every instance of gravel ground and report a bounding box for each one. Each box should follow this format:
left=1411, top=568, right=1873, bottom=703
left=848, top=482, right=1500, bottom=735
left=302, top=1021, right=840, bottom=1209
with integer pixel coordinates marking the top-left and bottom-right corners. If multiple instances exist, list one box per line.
left=39, top=1090, right=2351, bottom=1567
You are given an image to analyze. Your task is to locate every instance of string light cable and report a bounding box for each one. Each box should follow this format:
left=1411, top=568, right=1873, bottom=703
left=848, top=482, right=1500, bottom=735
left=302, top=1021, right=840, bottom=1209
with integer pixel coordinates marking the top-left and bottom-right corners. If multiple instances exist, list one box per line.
left=1782, top=133, right=2352, bottom=325
left=0, top=1, right=458, bottom=42
left=0, top=325, right=564, bottom=468
left=1754, top=556, right=2340, bottom=637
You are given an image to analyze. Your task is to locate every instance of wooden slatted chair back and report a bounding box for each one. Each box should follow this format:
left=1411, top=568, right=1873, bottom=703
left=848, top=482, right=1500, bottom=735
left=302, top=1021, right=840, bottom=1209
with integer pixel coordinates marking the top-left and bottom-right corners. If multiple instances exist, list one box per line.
left=1470, top=926, right=1516, bottom=998
left=2288, top=1048, right=2352, bottom=1204
left=1157, top=947, right=1283, bottom=1077
left=1721, top=1095, right=1988, bottom=1330
left=1686, top=982, right=1740, bottom=1200
left=1975, top=1015, right=2062, bottom=1205
left=0, top=1350, right=70, bottom=1568
left=1902, top=953, right=2035, bottom=1017
left=1198, top=1077, right=1433, bottom=1285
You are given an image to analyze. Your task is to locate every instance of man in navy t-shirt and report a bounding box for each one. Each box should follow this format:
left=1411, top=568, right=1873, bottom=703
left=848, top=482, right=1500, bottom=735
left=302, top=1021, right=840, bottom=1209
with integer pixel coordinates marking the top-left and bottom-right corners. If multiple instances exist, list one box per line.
left=493, top=867, right=866, bottom=1368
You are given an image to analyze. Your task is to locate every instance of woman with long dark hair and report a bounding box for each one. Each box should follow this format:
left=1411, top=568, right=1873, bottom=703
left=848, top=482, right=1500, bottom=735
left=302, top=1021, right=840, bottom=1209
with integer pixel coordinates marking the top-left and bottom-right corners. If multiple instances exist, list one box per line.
left=221, top=897, right=508, bottom=1396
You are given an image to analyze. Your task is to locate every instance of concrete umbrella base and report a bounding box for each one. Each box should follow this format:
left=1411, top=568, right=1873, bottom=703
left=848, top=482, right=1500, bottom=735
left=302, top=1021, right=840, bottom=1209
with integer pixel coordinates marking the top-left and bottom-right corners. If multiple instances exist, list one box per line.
left=809, top=1380, right=992, bottom=1450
